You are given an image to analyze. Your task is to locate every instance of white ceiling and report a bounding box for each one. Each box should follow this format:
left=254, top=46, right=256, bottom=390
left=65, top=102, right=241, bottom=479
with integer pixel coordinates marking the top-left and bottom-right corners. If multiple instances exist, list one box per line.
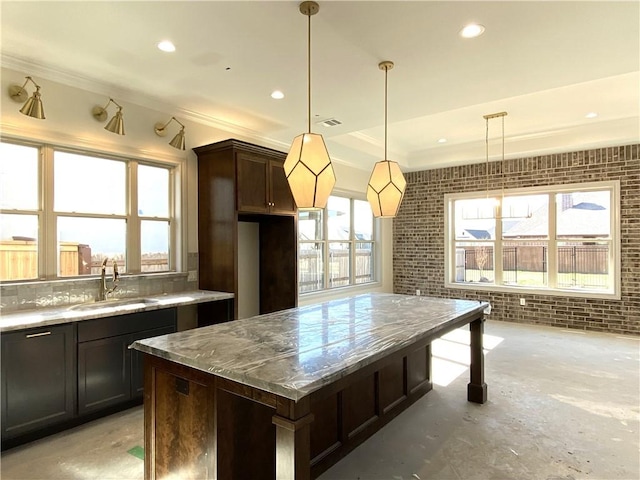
left=1, top=0, right=639, bottom=171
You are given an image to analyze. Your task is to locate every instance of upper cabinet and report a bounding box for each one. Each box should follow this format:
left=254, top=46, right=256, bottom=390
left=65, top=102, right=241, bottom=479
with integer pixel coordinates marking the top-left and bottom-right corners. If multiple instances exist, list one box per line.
left=194, top=139, right=298, bottom=320
left=236, top=153, right=296, bottom=215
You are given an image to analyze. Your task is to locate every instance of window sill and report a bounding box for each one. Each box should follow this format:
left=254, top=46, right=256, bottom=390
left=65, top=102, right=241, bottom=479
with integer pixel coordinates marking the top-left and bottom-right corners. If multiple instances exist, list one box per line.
left=299, top=281, right=384, bottom=305
left=445, top=281, right=620, bottom=301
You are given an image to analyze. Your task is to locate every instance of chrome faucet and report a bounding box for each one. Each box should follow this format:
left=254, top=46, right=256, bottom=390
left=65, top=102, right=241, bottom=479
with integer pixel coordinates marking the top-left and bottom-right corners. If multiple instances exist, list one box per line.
left=100, top=258, right=120, bottom=300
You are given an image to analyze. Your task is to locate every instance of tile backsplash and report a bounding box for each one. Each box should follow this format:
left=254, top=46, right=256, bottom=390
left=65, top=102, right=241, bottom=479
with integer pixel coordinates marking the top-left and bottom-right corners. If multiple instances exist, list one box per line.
left=0, top=253, right=199, bottom=313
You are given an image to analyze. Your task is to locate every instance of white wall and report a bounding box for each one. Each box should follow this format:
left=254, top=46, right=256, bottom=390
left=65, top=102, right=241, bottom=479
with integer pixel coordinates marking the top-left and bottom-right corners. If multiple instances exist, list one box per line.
left=1, top=67, right=393, bottom=302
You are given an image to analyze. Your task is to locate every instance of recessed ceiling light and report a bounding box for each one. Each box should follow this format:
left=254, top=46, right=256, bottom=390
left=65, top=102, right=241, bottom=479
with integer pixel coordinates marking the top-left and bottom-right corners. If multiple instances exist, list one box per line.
left=438, top=138, right=448, bottom=143
left=460, top=23, right=485, bottom=39
left=271, top=90, right=285, bottom=100
left=585, top=112, right=598, bottom=118
left=157, top=40, right=176, bottom=52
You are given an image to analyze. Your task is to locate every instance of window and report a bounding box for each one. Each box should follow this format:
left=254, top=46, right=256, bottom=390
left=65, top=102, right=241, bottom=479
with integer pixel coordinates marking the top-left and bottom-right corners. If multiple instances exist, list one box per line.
left=298, top=195, right=375, bottom=293
left=445, top=181, right=619, bottom=298
left=0, top=140, right=176, bottom=281
left=0, top=143, right=39, bottom=280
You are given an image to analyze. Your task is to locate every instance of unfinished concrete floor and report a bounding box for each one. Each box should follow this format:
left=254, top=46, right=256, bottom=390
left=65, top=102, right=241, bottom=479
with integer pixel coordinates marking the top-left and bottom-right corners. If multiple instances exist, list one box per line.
left=1, top=320, right=638, bottom=480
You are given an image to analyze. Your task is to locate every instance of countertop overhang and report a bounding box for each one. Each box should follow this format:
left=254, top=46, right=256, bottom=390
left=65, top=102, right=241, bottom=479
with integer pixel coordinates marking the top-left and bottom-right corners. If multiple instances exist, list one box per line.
left=132, top=293, right=488, bottom=401
left=0, top=290, right=234, bottom=332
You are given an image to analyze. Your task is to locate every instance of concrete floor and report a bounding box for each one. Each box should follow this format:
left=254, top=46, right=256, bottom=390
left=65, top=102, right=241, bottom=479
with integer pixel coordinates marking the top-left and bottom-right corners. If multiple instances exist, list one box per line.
left=1, top=320, right=638, bottom=480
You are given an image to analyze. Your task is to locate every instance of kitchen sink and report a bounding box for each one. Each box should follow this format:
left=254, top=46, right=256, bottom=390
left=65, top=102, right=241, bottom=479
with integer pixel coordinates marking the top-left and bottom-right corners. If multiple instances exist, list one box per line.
left=67, top=297, right=161, bottom=311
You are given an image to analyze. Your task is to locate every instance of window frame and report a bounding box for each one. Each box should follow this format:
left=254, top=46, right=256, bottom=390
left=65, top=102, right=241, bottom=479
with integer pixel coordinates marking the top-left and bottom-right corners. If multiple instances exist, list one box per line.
left=0, top=139, right=180, bottom=282
left=444, top=180, right=621, bottom=300
left=298, top=193, right=378, bottom=296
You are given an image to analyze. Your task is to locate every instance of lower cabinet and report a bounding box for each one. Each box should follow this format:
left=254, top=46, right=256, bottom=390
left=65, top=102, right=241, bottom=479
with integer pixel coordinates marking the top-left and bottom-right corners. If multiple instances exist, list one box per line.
left=1, top=324, right=76, bottom=442
left=78, top=335, right=131, bottom=415
left=1, top=307, right=177, bottom=447
left=77, top=309, right=176, bottom=415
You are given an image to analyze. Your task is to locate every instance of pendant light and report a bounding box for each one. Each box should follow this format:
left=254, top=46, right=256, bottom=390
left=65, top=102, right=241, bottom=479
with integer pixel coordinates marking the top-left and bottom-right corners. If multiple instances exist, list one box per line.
left=283, top=1, right=336, bottom=209
left=366, top=61, right=406, bottom=218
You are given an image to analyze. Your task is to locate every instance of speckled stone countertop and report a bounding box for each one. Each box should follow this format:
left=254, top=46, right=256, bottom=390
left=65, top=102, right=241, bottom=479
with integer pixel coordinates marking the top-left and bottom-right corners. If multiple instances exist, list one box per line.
left=0, top=290, right=234, bottom=333
left=132, top=293, right=487, bottom=401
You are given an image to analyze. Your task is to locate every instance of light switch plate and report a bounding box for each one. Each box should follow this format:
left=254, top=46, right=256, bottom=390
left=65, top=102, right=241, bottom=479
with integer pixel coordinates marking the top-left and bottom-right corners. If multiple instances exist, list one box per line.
left=187, top=270, right=197, bottom=282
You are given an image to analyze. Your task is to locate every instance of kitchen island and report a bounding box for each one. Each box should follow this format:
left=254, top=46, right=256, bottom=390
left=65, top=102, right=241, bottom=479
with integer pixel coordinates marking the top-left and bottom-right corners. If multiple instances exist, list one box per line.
left=132, top=293, right=488, bottom=479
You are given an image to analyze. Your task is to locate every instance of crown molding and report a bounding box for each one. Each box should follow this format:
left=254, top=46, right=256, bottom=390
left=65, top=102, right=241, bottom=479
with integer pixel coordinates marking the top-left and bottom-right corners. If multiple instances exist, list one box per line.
left=0, top=121, right=187, bottom=165
left=1, top=54, right=290, bottom=153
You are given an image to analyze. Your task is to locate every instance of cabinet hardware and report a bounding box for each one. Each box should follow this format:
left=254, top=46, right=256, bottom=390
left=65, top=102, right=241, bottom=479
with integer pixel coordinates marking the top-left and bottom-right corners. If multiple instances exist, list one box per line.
left=26, top=331, right=52, bottom=338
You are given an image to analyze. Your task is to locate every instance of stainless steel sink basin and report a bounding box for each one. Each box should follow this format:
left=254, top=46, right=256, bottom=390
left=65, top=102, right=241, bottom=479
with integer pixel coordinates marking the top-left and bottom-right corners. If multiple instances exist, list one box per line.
left=67, top=298, right=161, bottom=311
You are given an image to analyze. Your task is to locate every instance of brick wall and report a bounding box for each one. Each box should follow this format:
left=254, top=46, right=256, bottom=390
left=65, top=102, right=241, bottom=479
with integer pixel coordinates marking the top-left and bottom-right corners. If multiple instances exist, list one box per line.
left=393, top=144, right=639, bottom=335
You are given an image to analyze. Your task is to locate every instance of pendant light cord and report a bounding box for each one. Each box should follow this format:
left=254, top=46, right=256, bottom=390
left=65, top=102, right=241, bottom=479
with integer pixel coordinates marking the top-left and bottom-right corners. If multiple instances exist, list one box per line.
left=384, top=66, right=388, bottom=160
left=307, top=12, right=312, bottom=134
left=485, top=116, right=489, bottom=199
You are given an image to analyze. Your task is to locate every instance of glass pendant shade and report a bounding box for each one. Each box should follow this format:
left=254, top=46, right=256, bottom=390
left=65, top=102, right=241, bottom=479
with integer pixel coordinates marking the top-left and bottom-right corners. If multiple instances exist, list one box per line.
left=284, top=132, right=336, bottom=209
left=367, top=61, right=406, bottom=218
left=169, top=128, right=186, bottom=150
left=104, top=108, right=125, bottom=135
left=19, top=89, right=46, bottom=119
left=367, top=159, right=406, bottom=218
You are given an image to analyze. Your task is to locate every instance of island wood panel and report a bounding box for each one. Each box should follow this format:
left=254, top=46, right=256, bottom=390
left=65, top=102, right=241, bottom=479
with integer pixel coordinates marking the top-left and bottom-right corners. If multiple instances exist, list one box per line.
left=308, top=343, right=432, bottom=479
left=143, top=341, right=432, bottom=480
left=379, top=356, right=407, bottom=414
left=216, top=389, right=276, bottom=479
left=343, top=374, right=378, bottom=440
left=309, top=394, right=341, bottom=465
left=144, top=358, right=215, bottom=480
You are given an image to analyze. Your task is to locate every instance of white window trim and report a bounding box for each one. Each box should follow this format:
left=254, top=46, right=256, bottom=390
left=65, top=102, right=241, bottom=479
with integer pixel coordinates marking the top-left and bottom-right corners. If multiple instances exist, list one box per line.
left=299, top=190, right=381, bottom=298
left=444, top=180, right=621, bottom=300
left=0, top=138, right=184, bottom=282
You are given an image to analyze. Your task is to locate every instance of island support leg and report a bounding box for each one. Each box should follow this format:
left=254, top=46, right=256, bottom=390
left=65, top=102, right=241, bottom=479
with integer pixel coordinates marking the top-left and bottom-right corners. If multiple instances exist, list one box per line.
left=272, top=398, right=314, bottom=480
left=467, top=316, right=488, bottom=404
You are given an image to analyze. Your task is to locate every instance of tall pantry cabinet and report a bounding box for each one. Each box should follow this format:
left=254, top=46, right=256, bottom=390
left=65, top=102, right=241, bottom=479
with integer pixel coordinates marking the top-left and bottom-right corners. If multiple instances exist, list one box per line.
left=194, top=139, right=297, bottom=321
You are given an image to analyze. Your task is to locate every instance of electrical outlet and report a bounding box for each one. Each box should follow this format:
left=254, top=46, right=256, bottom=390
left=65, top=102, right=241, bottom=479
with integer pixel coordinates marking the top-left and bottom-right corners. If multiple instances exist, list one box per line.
left=187, top=270, right=198, bottom=282
left=416, top=289, right=421, bottom=296
left=519, top=298, right=526, bottom=306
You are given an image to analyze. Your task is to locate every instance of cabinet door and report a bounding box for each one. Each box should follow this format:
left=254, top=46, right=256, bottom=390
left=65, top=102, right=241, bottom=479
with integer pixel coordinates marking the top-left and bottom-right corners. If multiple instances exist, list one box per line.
left=237, top=153, right=268, bottom=213
left=1, top=324, right=75, bottom=440
left=269, top=160, right=296, bottom=215
left=130, top=325, right=176, bottom=398
left=78, top=335, right=130, bottom=415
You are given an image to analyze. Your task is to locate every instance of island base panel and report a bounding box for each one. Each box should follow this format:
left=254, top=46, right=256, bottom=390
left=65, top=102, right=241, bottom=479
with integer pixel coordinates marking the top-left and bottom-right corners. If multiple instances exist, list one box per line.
left=143, top=341, right=436, bottom=479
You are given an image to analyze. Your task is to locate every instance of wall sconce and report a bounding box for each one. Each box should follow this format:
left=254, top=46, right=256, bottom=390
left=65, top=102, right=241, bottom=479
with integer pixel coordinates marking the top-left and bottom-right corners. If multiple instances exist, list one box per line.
left=366, top=61, right=406, bottom=218
left=8, top=76, right=46, bottom=119
left=92, top=98, right=125, bottom=135
left=283, top=1, right=336, bottom=209
left=154, top=117, right=186, bottom=150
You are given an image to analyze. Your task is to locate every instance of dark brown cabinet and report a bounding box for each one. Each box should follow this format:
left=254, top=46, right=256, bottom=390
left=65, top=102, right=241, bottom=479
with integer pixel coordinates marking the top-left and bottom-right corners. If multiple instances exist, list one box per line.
left=236, top=153, right=296, bottom=215
left=194, top=139, right=298, bottom=319
left=1, top=324, right=76, bottom=442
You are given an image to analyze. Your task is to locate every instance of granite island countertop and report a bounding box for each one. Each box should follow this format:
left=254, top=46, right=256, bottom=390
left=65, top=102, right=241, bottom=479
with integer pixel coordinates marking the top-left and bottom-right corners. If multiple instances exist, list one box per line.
left=0, top=290, right=234, bottom=332
left=132, top=293, right=487, bottom=401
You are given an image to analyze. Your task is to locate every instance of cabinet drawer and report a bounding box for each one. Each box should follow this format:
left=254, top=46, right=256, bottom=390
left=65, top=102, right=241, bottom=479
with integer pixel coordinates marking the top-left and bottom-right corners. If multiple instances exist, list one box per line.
left=78, top=308, right=176, bottom=343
